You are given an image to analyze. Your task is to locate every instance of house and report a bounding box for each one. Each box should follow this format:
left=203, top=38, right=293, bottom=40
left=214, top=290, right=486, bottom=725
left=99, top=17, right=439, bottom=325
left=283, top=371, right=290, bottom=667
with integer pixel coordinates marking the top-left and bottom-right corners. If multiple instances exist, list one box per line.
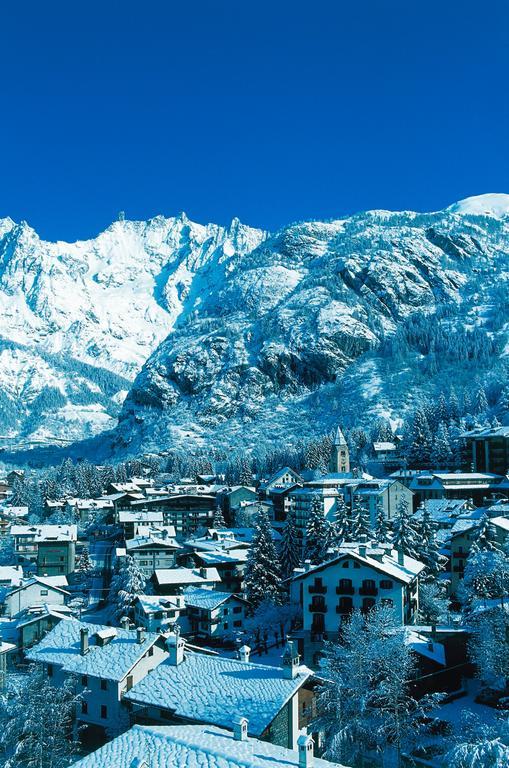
left=461, top=425, right=509, bottom=475
left=288, top=487, right=340, bottom=531
left=68, top=723, right=344, bottom=768
left=3, top=575, right=70, bottom=618
left=0, top=506, right=28, bottom=535
left=128, top=495, right=215, bottom=536
left=290, top=542, right=425, bottom=665
left=134, top=594, right=185, bottom=633
left=259, top=467, right=304, bottom=495
left=0, top=565, right=23, bottom=598
left=124, top=533, right=182, bottom=577
left=184, top=532, right=250, bottom=592
left=10, top=524, right=77, bottom=575
left=408, top=472, right=509, bottom=506
left=16, top=604, right=75, bottom=649
left=26, top=618, right=169, bottom=737
left=125, top=628, right=313, bottom=750
left=217, top=486, right=258, bottom=524
left=118, top=510, right=164, bottom=539
left=341, top=478, right=413, bottom=526
left=153, top=566, right=221, bottom=595
left=182, top=587, right=249, bottom=641
left=6, top=470, right=24, bottom=487
left=64, top=498, right=114, bottom=524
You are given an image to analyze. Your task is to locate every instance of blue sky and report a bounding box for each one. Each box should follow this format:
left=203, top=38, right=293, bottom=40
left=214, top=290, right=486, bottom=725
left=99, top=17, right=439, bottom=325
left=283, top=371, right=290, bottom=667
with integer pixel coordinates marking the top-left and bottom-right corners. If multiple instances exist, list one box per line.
left=1, top=1, right=508, bottom=241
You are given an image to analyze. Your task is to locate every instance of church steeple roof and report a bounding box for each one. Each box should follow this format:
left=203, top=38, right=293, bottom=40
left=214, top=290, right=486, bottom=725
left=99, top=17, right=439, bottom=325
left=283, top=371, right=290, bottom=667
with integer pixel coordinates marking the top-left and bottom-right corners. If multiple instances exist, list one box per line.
left=333, top=426, right=347, bottom=446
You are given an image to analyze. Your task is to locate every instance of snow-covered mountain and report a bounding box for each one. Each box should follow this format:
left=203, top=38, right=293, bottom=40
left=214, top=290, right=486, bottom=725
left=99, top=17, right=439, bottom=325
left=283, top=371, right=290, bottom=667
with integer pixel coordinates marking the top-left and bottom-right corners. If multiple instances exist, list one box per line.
left=2, top=193, right=509, bottom=459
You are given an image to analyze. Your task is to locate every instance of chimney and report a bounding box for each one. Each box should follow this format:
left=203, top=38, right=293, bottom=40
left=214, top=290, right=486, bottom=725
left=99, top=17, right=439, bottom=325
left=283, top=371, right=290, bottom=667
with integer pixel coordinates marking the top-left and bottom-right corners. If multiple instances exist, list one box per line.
left=200, top=567, right=207, bottom=578
left=120, top=616, right=130, bottom=630
left=359, top=545, right=367, bottom=557
left=166, top=625, right=185, bottom=665
left=282, top=639, right=300, bottom=680
left=239, top=644, right=251, bottom=663
left=233, top=715, right=248, bottom=741
left=136, top=627, right=145, bottom=644
left=427, top=640, right=434, bottom=652
left=80, top=627, right=89, bottom=656
left=130, top=759, right=148, bottom=768
left=397, top=549, right=404, bottom=565
left=297, top=733, right=314, bottom=767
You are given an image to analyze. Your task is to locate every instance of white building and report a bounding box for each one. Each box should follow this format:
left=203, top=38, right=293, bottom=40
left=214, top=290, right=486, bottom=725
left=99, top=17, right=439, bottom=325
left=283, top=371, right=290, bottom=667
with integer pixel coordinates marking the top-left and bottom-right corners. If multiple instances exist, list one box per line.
left=4, top=576, right=70, bottom=618
left=153, top=566, right=221, bottom=595
left=134, top=594, right=185, bottom=633
left=125, top=629, right=313, bottom=750
left=290, top=542, right=425, bottom=665
left=26, top=618, right=169, bottom=736
left=182, top=587, right=249, bottom=640
left=125, top=534, right=182, bottom=577
left=68, top=723, right=344, bottom=768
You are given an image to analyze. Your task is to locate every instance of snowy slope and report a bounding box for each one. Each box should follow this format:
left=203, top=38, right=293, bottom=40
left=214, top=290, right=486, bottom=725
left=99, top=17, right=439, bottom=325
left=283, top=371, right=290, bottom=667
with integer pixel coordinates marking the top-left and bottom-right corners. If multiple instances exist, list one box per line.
left=2, top=196, right=509, bottom=457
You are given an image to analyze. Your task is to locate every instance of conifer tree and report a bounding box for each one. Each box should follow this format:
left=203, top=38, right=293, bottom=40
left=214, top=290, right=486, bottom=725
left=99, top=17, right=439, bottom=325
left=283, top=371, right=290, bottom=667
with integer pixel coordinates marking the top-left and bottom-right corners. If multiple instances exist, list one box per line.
left=374, top=499, right=391, bottom=542
left=108, top=555, right=146, bottom=620
left=244, top=507, right=282, bottom=607
left=414, top=503, right=444, bottom=579
left=430, top=422, right=453, bottom=469
left=304, top=495, right=332, bottom=565
left=406, top=409, right=432, bottom=468
left=392, top=497, right=418, bottom=559
left=75, top=546, right=93, bottom=585
left=212, top=503, right=226, bottom=529
left=474, top=386, right=489, bottom=417
left=280, top=507, right=301, bottom=578
left=470, top=513, right=501, bottom=556
left=350, top=495, right=370, bottom=540
left=333, top=494, right=351, bottom=545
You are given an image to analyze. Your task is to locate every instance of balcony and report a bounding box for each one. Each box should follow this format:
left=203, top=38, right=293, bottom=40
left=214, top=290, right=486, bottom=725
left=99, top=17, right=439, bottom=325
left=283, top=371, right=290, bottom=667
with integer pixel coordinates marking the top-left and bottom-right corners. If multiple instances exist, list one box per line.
left=336, top=605, right=353, bottom=614
left=308, top=584, right=327, bottom=594
left=359, top=586, right=378, bottom=596
left=336, top=585, right=354, bottom=595
left=308, top=602, right=327, bottom=613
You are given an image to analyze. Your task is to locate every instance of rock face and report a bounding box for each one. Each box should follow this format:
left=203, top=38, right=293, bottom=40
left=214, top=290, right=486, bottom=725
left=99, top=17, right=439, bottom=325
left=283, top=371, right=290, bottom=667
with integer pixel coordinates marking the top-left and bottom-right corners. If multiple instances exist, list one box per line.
left=2, top=193, right=509, bottom=455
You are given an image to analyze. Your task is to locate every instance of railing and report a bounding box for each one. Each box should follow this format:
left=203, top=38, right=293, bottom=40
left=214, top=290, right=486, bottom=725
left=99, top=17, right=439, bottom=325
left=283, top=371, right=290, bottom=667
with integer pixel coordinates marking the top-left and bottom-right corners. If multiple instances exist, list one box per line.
left=308, top=603, right=327, bottom=613
left=308, top=584, right=327, bottom=594
left=359, top=586, right=378, bottom=596
left=336, top=585, right=354, bottom=595
left=336, top=605, right=353, bottom=614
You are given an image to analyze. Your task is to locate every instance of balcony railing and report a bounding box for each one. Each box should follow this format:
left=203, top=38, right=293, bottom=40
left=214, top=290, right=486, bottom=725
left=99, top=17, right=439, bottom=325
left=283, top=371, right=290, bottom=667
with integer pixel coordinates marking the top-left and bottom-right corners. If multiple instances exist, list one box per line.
left=336, top=585, right=354, bottom=595
left=336, top=605, right=353, bottom=614
left=308, top=584, right=327, bottom=594
left=308, top=603, right=327, bottom=613
left=359, top=586, right=378, bottom=596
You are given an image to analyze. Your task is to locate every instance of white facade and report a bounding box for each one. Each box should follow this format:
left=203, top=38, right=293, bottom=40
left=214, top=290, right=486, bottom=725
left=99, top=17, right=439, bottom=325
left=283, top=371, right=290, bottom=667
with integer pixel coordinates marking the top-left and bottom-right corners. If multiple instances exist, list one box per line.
left=4, top=578, right=69, bottom=618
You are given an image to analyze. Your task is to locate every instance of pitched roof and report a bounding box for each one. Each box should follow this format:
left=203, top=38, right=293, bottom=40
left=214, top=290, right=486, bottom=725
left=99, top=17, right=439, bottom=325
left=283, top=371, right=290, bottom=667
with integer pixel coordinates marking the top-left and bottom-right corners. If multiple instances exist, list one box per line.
left=125, top=535, right=181, bottom=552
left=118, top=510, right=164, bottom=523
left=333, top=426, right=347, bottom=446
left=154, top=568, right=221, bottom=586
left=183, top=587, right=247, bottom=611
left=26, top=619, right=162, bottom=682
left=6, top=576, right=70, bottom=598
left=69, top=724, right=343, bottom=768
left=10, top=524, right=77, bottom=541
left=125, top=651, right=312, bottom=737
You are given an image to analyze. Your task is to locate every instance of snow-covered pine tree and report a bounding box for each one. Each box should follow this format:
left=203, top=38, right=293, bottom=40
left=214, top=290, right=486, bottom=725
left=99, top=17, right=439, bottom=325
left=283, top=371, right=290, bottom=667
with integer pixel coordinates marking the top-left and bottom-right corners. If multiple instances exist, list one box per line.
left=414, top=503, right=445, bottom=580
left=418, top=581, right=449, bottom=624
left=374, top=499, right=391, bottom=543
left=333, top=494, right=351, bottom=545
left=279, top=507, right=301, bottom=579
left=470, top=513, right=501, bottom=555
left=108, top=555, right=147, bottom=620
left=430, top=421, right=453, bottom=469
left=238, top=457, right=253, bottom=487
left=350, top=494, right=370, bottom=540
left=244, top=506, right=282, bottom=607
left=392, top=496, right=419, bottom=559
left=212, top=503, right=226, bottom=529
left=406, top=408, right=432, bottom=468
left=115, top=463, right=128, bottom=483
left=474, top=385, right=489, bottom=417
left=467, top=606, right=509, bottom=690
left=304, top=495, right=332, bottom=565
left=75, top=546, right=93, bottom=586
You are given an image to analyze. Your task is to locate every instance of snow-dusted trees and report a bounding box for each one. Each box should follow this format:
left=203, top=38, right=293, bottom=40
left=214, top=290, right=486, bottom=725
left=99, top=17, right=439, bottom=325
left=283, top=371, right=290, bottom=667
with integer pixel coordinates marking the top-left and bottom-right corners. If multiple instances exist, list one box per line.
left=350, top=495, right=370, bottom=540
left=470, top=513, right=501, bottom=556
left=430, top=422, right=453, bottom=469
left=212, top=503, right=226, bottom=529
left=108, top=555, right=147, bottom=620
left=244, top=507, right=281, bottom=607
left=333, top=494, right=352, bottom=545
left=304, top=496, right=332, bottom=565
left=418, top=581, right=449, bottom=625
left=0, top=664, right=82, bottom=768
left=314, top=605, right=441, bottom=767
left=406, top=409, right=432, bottom=468
left=445, top=714, right=509, bottom=768
left=392, top=497, right=418, bottom=559
left=414, top=503, right=445, bottom=580
left=75, top=546, right=93, bottom=587
left=461, top=550, right=509, bottom=606
left=468, top=607, right=509, bottom=690
left=279, top=507, right=301, bottom=578
left=374, top=500, right=390, bottom=542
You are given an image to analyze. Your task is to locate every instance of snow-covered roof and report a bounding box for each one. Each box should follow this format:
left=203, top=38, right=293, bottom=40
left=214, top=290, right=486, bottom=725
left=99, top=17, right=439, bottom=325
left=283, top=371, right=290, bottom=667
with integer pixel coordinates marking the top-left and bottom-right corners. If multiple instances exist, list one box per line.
left=0, top=506, right=28, bottom=517
left=292, top=543, right=425, bottom=585
left=405, top=629, right=446, bottom=666
left=373, top=441, right=397, bottom=452
left=26, top=619, right=163, bottom=682
left=16, top=603, right=74, bottom=627
left=7, top=576, right=70, bottom=598
left=461, top=425, right=509, bottom=438
left=125, top=652, right=312, bottom=736
left=223, top=527, right=282, bottom=543
left=135, top=595, right=184, bottom=614
left=125, top=535, right=181, bottom=552
left=0, top=565, right=23, bottom=585
left=154, top=567, right=221, bottom=586
left=10, top=524, right=77, bottom=542
left=69, top=724, right=343, bottom=768
left=491, top=515, right=509, bottom=532
left=183, top=587, right=246, bottom=611
left=65, top=498, right=113, bottom=509
left=194, top=549, right=249, bottom=566
left=118, top=510, right=164, bottom=523
left=109, top=483, right=144, bottom=493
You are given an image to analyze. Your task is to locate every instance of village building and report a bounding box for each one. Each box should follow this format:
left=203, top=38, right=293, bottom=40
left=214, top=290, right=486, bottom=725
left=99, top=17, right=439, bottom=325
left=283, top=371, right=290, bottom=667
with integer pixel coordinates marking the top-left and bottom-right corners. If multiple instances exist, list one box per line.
left=153, top=566, right=221, bottom=595
left=449, top=512, right=509, bottom=594
left=329, top=427, right=350, bottom=474
left=182, top=587, right=249, bottom=641
left=124, top=533, right=182, bottom=577
left=290, top=542, right=425, bottom=665
left=133, top=594, right=185, bottom=633
left=125, top=629, right=313, bottom=750
left=10, top=524, right=77, bottom=576
left=64, top=498, right=114, bottom=524
left=216, top=486, right=258, bottom=523
left=3, top=575, right=70, bottom=618
left=340, top=478, right=413, bottom=526
left=16, top=604, right=75, bottom=650
left=183, top=531, right=250, bottom=592
left=118, top=510, right=164, bottom=539
left=68, top=723, right=344, bottom=768
left=408, top=472, right=509, bottom=507
left=128, top=494, right=216, bottom=536
left=461, top=425, right=509, bottom=475
left=26, top=618, right=169, bottom=738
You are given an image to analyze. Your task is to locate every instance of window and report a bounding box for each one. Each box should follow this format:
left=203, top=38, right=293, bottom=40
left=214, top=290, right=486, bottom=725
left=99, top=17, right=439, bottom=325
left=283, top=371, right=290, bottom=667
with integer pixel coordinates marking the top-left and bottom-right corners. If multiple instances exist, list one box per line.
left=342, top=561, right=349, bottom=568
left=223, top=623, right=229, bottom=629
left=47, top=664, right=53, bottom=678
left=380, top=580, right=393, bottom=589
left=233, top=620, right=242, bottom=627
left=354, top=562, right=360, bottom=569
left=81, top=675, right=88, bottom=686
left=40, top=589, right=48, bottom=596
left=100, top=679, right=107, bottom=691
left=81, top=701, right=88, bottom=714
left=100, top=705, right=107, bottom=719
left=233, top=606, right=242, bottom=614
left=223, top=608, right=229, bottom=615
